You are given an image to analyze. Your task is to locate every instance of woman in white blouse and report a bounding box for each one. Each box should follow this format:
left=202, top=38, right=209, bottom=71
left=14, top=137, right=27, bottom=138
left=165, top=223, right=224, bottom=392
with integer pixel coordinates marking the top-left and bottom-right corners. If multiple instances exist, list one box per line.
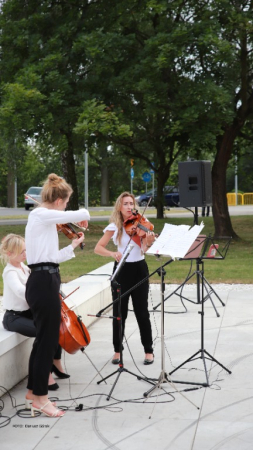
left=94, top=192, right=155, bottom=366
left=0, top=234, right=68, bottom=401
left=25, top=173, right=90, bottom=418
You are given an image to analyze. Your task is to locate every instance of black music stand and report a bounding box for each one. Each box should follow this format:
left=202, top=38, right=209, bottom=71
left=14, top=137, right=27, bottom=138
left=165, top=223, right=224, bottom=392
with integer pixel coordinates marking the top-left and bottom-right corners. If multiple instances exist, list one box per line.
left=153, top=235, right=230, bottom=317
left=168, top=237, right=232, bottom=386
left=96, top=244, right=153, bottom=400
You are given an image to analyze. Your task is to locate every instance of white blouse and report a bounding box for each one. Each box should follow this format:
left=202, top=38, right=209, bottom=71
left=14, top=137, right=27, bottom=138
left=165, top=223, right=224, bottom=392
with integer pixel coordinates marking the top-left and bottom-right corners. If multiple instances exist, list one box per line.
left=2, top=262, right=30, bottom=311
left=103, top=223, right=144, bottom=263
left=25, top=206, right=90, bottom=265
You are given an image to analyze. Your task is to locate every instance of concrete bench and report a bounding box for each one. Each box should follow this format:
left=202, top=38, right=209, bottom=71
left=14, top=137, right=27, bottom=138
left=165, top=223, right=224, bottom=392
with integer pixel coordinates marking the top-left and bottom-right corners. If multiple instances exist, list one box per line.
left=0, top=262, right=113, bottom=392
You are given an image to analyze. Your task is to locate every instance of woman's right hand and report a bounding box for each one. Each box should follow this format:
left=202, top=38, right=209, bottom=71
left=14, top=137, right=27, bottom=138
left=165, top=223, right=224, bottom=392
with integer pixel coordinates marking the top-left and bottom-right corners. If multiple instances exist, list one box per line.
left=113, top=251, right=122, bottom=263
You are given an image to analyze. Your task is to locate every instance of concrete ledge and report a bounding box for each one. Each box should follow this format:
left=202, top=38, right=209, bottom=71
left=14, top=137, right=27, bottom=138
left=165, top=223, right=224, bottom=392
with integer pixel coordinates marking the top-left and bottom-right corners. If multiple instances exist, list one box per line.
left=0, top=262, right=113, bottom=393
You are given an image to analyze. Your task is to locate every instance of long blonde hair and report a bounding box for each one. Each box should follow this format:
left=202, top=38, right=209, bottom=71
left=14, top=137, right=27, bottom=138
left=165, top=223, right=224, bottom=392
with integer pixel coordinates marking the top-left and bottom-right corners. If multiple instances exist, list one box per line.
left=110, top=192, right=138, bottom=243
left=41, top=173, right=73, bottom=203
left=0, top=234, right=25, bottom=265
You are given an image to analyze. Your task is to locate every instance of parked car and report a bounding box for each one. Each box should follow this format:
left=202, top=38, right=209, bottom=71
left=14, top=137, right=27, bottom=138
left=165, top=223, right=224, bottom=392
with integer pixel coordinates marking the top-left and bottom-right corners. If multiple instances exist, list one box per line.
left=135, top=189, right=156, bottom=206
left=135, top=186, right=180, bottom=207
left=24, top=186, right=43, bottom=210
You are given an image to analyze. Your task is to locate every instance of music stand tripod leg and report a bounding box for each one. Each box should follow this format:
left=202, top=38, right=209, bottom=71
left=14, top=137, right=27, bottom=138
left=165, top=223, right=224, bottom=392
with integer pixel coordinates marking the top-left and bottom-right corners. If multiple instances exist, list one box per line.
left=168, top=271, right=231, bottom=386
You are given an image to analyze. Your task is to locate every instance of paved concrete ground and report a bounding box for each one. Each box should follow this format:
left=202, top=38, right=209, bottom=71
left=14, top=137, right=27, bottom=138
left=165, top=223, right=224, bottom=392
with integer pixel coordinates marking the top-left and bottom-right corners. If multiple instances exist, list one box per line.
left=0, top=281, right=252, bottom=450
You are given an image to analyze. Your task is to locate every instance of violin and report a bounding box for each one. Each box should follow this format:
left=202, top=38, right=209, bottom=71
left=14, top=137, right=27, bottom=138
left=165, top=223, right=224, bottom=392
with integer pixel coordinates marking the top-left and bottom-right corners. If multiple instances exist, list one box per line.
left=123, top=209, right=154, bottom=237
left=59, top=290, right=91, bottom=354
left=26, top=193, right=87, bottom=250
left=57, top=223, right=85, bottom=250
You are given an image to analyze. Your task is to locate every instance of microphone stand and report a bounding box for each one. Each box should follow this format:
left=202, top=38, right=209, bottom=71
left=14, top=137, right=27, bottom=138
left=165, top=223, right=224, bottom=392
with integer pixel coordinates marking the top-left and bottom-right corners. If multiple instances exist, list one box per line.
left=97, top=244, right=153, bottom=400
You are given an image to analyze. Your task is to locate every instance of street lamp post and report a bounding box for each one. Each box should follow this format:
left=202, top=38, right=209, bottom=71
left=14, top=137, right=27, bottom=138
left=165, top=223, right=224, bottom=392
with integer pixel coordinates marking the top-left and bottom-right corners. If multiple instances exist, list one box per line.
left=84, top=147, right=88, bottom=209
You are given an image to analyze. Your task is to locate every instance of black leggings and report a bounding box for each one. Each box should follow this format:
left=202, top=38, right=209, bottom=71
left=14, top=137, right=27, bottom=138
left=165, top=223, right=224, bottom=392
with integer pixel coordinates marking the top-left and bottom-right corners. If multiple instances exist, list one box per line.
left=112, top=260, right=153, bottom=354
left=2, top=310, right=62, bottom=359
left=25, top=270, right=61, bottom=396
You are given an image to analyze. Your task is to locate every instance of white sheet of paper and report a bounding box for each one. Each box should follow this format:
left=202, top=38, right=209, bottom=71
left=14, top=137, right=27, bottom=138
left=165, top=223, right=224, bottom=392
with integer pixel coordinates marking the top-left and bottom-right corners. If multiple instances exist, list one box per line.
left=146, top=222, right=204, bottom=258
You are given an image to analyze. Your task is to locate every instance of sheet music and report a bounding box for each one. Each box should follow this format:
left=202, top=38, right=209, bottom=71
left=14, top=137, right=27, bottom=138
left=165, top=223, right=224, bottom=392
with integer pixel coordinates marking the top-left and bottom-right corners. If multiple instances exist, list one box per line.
left=146, top=222, right=204, bottom=259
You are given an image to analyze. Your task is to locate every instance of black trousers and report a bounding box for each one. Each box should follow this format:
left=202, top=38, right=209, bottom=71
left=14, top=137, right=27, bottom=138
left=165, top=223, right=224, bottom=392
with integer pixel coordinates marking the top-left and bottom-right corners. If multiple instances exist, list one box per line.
left=2, top=310, right=62, bottom=359
left=25, top=270, right=61, bottom=396
left=112, top=260, right=153, bottom=354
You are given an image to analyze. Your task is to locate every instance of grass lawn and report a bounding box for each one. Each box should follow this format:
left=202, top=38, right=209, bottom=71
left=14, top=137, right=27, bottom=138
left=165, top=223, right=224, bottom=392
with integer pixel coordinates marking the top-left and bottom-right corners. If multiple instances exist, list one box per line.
left=0, top=215, right=252, bottom=295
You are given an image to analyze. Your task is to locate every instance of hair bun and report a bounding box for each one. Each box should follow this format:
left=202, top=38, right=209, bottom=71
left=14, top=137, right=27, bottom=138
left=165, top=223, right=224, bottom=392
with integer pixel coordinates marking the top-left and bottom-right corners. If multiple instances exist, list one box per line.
left=48, top=173, right=61, bottom=186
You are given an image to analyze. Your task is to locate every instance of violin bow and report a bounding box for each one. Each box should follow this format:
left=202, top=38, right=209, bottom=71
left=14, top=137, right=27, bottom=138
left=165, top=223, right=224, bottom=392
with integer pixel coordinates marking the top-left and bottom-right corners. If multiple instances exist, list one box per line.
left=131, top=195, right=153, bottom=228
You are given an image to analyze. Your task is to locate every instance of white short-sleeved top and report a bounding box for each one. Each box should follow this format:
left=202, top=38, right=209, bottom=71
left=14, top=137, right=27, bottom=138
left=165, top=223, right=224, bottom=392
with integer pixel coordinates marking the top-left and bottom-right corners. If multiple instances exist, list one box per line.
left=25, top=207, right=90, bottom=265
left=103, top=223, right=144, bottom=262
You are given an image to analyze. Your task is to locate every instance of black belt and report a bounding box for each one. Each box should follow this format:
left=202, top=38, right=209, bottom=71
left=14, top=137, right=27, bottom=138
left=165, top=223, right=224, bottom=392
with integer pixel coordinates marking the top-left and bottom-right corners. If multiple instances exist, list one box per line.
left=30, top=265, right=59, bottom=274
left=6, top=309, right=32, bottom=317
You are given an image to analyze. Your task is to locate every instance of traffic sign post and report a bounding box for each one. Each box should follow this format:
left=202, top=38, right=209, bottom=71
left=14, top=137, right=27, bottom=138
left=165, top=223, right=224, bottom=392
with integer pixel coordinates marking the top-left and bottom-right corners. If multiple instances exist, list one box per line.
left=142, top=172, right=152, bottom=182
left=150, top=164, right=155, bottom=199
left=130, top=168, right=134, bottom=193
left=142, top=171, right=152, bottom=193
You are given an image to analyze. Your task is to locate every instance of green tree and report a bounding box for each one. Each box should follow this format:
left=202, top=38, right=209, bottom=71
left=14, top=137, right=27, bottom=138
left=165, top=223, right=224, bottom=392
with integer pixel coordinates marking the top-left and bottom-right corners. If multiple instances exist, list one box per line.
left=75, top=0, right=253, bottom=236
left=0, top=0, right=99, bottom=208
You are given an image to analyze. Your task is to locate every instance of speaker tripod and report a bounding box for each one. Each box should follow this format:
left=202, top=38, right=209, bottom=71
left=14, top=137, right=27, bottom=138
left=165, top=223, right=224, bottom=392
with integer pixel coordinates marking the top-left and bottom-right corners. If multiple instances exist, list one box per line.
left=158, top=209, right=224, bottom=316
left=160, top=255, right=224, bottom=317
left=169, top=264, right=232, bottom=386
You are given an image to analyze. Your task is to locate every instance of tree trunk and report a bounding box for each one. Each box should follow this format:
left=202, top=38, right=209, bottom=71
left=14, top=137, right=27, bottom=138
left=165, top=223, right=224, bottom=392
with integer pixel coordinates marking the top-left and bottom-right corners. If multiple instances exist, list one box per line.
left=212, top=125, right=241, bottom=239
left=61, top=134, right=79, bottom=210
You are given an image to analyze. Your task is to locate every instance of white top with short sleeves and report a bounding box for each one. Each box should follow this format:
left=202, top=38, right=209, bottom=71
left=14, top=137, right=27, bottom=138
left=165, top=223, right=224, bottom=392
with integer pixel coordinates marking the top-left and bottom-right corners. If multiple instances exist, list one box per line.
left=103, top=223, right=144, bottom=263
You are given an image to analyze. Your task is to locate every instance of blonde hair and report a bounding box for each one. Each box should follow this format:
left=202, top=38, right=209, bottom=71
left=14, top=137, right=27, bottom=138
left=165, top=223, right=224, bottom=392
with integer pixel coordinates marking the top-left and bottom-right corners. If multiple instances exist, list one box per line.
left=0, top=234, right=25, bottom=265
left=41, top=173, right=73, bottom=203
left=110, top=192, right=138, bottom=243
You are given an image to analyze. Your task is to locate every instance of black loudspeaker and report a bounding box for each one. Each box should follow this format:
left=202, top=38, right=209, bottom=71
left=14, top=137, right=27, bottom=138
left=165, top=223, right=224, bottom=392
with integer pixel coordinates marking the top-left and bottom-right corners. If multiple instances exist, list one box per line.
left=178, top=160, right=212, bottom=207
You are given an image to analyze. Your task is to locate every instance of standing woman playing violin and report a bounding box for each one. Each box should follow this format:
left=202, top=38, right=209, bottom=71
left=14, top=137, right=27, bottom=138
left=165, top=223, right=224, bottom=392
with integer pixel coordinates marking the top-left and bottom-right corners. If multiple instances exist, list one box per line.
left=94, top=192, right=155, bottom=365
left=25, top=173, right=90, bottom=418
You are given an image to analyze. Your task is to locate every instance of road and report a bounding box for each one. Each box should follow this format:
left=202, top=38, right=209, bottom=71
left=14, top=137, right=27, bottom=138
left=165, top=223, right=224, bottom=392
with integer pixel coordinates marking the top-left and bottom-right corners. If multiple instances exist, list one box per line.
left=0, top=205, right=252, bottom=226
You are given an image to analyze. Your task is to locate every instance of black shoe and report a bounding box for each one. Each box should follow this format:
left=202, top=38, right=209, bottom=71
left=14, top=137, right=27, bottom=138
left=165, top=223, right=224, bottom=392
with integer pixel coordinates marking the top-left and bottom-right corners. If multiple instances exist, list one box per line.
left=51, top=364, right=70, bottom=379
left=48, top=383, right=59, bottom=391
left=144, top=354, right=154, bottom=365
left=112, top=358, right=120, bottom=365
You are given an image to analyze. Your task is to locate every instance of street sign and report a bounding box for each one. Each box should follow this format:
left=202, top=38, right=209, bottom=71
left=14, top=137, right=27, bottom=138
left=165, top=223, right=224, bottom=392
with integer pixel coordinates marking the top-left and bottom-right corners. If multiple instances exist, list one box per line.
left=131, top=168, right=134, bottom=179
left=142, top=171, right=152, bottom=182
left=150, top=162, right=155, bottom=174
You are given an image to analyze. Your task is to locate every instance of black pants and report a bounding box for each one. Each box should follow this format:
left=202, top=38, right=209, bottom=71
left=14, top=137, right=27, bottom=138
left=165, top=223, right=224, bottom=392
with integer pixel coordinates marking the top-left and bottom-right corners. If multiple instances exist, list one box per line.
left=25, top=270, right=61, bottom=396
left=112, top=260, right=153, bottom=354
left=2, top=310, right=62, bottom=359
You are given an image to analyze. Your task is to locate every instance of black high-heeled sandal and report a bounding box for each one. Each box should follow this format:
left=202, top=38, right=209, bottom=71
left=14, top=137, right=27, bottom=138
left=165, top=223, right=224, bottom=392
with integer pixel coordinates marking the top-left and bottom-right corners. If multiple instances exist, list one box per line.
left=51, top=364, right=70, bottom=379
left=48, top=383, right=59, bottom=391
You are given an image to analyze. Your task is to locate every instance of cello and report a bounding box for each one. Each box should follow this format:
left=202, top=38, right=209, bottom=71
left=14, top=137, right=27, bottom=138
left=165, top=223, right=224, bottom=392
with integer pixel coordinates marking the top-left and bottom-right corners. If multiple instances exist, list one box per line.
left=59, top=289, right=91, bottom=354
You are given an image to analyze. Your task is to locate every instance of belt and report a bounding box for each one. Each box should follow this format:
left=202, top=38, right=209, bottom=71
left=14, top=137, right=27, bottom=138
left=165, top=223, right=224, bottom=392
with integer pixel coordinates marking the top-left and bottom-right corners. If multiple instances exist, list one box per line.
left=30, top=265, right=59, bottom=274
left=6, top=309, right=31, bottom=317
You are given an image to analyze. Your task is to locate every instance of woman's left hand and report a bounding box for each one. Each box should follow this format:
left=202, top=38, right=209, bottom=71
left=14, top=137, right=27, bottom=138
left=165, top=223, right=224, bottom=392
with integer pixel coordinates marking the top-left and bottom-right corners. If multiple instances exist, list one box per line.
left=146, top=231, right=155, bottom=248
left=71, top=232, right=84, bottom=249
